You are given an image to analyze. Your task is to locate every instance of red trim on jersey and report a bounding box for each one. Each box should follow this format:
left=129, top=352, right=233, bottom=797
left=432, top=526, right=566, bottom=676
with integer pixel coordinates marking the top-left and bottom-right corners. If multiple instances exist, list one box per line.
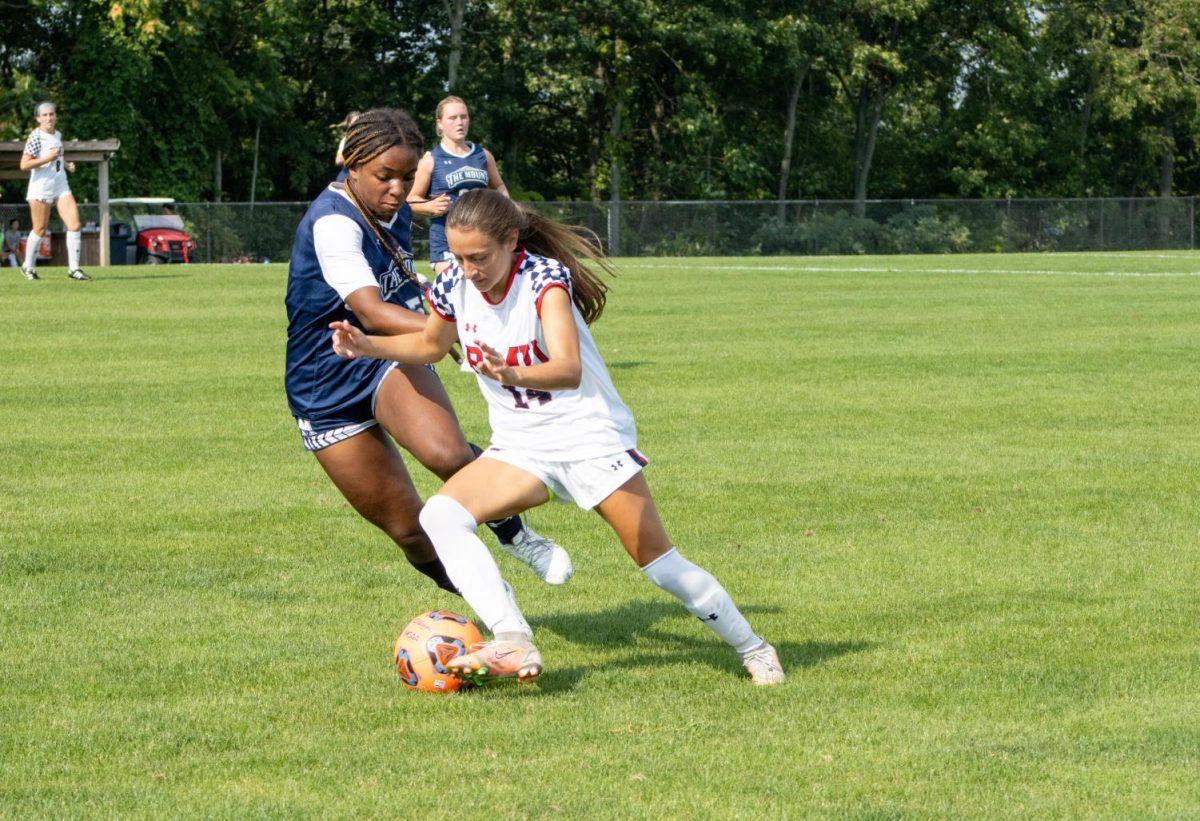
left=424, top=286, right=456, bottom=321
left=627, top=448, right=649, bottom=466
left=535, top=281, right=569, bottom=317
left=482, top=247, right=526, bottom=305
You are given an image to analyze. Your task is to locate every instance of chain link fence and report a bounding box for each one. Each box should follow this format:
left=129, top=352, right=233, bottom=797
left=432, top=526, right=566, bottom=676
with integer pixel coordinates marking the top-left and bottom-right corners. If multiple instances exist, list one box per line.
left=2, top=196, right=1196, bottom=264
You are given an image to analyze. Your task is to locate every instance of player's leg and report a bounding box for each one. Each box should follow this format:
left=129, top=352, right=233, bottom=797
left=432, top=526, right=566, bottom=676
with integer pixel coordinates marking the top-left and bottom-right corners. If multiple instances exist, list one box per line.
left=23, top=200, right=50, bottom=276
left=55, top=193, right=88, bottom=280
left=417, top=458, right=551, bottom=681
left=372, top=364, right=474, bottom=481
left=373, top=364, right=572, bottom=583
left=312, top=425, right=457, bottom=593
left=594, top=472, right=785, bottom=684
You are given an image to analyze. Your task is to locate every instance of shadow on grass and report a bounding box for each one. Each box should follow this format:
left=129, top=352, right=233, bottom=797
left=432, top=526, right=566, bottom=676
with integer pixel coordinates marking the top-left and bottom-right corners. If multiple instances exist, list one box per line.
left=606, top=360, right=648, bottom=370
left=524, top=599, right=875, bottom=693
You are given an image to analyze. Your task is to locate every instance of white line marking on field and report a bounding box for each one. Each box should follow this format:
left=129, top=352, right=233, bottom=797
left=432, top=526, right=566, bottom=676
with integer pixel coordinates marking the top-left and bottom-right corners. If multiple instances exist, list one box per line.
left=625, top=263, right=1200, bottom=277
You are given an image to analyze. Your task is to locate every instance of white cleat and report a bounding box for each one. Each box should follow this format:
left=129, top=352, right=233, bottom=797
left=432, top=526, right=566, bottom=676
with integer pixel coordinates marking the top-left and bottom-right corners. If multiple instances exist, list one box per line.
left=501, top=523, right=573, bottom=585
left=742, top=643, right=786, bottom=685
left=446, top=638, right=543, bottom=684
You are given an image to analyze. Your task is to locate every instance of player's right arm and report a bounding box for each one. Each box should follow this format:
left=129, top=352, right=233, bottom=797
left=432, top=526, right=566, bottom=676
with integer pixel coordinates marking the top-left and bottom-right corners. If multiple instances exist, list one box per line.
left=406, top=152, right=451, bottom=216
left=330, top=313, right=457, bottom=364
left=19, top=145, right=58, bottom=171
left=314, top=213, right=426, bottom=334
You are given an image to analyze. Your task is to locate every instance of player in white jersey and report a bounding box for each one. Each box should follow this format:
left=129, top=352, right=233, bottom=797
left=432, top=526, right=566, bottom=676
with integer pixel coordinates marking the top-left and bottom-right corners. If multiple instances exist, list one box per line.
left=19, top=102, right=90, bottom=281
left=330, top=189, right=785, bottom=686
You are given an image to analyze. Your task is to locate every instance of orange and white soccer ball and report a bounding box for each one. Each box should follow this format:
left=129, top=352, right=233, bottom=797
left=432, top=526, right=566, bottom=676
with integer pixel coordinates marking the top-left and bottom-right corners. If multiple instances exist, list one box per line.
left=393, top=610, right=483, bottom=693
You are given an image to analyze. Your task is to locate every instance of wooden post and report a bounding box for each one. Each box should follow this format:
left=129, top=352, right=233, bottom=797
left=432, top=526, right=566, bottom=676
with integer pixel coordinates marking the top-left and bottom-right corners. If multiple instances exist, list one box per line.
left=250, top=121, right=261, bottom=209
left=98, top=158, right=110, bottom=266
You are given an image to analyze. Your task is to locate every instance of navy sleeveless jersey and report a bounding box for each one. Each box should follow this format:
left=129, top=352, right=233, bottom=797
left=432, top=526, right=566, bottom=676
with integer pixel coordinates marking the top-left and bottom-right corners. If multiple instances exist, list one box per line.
left=285, top=184, right=424, bottom=421
left=428, top=142, right=490, bottom=261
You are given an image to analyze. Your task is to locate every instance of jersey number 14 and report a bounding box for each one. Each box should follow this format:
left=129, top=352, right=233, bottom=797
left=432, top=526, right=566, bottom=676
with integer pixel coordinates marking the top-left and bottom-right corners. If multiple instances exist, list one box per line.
left=502, top=386, right=552, bottom=408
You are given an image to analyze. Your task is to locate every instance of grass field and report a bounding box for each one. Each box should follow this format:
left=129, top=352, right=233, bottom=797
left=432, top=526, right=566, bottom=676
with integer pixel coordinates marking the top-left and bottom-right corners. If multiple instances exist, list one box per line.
left=2, top=253, right=1199, bottom=817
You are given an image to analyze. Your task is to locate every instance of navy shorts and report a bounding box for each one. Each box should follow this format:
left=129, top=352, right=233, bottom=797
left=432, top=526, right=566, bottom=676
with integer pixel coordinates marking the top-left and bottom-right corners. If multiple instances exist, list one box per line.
left=428, top=223, right=455, bottom=265
left=292, top=361, right=397, bottom=451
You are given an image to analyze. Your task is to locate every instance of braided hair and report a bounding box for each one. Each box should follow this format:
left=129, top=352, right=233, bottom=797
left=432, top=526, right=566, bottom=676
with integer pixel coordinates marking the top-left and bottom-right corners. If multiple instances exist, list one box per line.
left=340, top=108, right=424, bottom=283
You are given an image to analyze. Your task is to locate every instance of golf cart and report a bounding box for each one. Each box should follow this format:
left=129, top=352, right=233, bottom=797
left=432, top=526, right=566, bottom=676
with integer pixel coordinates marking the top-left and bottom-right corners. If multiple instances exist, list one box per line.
left=109, top=197, right=196, bottom=264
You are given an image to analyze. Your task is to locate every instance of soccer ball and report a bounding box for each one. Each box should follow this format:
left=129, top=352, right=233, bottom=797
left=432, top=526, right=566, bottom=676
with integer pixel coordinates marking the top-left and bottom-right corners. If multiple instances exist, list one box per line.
left=393, top=610, right=483, bottom=694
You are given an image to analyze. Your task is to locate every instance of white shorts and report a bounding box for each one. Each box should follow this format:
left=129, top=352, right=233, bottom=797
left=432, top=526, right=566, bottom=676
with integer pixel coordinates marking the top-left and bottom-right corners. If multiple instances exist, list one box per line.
left=481, top=446, right=649, bottom=510
left=27, top=177, right=70, bottom=204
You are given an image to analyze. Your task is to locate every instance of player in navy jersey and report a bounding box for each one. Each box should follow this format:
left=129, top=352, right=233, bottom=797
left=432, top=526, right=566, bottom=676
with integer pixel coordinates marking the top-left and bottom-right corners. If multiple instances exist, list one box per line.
left=285, top=109, right=571, bottom=597
left=330, top=190, right=785, bottom=686
left=407, top=96, right=508, bottom=276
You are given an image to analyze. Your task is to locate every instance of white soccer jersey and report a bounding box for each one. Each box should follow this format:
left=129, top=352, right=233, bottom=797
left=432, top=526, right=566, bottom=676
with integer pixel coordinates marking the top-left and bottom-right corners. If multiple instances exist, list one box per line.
left=24, top=129, right=66, bottom=189
left=427, top=250, right=637, bottom=459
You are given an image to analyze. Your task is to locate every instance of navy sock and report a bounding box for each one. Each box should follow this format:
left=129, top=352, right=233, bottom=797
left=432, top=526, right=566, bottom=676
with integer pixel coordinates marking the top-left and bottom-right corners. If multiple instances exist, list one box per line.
left=468, top=442, right=523, bottom=545
left=486, top=515, right=523, bottom=545
left=408, top=557, right=460, bottom=596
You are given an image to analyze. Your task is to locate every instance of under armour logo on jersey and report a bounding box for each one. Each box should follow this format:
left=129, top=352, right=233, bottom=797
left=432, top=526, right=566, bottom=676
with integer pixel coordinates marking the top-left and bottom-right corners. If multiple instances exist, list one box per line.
left=610, top=459, right=624, bottom=471
left=463, top=323, right=478, bottom=333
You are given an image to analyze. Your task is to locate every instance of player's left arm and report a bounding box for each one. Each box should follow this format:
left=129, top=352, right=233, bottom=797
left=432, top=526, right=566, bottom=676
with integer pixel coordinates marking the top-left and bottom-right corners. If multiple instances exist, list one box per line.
left=483, top=149, right=509, bottom=198
left=477, top=287, right=580, bottom=389
left=331, top=312, right=458, bottom=364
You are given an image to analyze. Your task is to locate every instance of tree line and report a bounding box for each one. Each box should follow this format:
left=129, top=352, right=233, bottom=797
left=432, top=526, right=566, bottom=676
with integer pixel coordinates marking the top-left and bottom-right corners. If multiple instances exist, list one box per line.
left=1, top=0, right=1198, bottom=207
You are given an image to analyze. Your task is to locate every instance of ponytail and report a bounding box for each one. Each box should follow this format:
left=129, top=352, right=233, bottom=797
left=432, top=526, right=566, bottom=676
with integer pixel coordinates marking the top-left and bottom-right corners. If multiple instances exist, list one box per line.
left=447, top=189, right=614, bottom=324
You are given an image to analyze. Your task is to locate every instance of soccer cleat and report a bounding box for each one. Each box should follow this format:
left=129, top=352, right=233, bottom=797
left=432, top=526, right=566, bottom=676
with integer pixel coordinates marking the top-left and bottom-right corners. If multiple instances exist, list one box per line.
left=68, top=269, right=92, bottom=281
left=742, top=643, right=785, bottom=685
left=501, top=521, right=573, bottom=585
left=446, top=638, right=543, bottom=685
left=22, top=267, right=39, bottom=281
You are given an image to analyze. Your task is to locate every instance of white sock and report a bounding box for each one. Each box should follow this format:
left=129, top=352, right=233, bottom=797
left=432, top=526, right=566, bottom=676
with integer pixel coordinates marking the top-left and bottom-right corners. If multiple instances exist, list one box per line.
left=419, top=495, right=531, bottom=638
left=66, top=230, right=81, bottom=271
left=5, top=254, right=17, bottom=268
left=23, top=232, right=40, bottom=270
left=641, top=548, right=763, bottom=655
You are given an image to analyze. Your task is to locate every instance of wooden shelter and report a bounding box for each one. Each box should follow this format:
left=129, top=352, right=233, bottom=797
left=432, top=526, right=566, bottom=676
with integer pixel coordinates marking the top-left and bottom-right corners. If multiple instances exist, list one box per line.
left=0, top=139, right=120, bottom=265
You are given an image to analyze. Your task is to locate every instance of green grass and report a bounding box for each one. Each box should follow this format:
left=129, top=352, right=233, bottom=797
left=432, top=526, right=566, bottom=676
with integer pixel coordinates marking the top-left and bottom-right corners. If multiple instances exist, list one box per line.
left=2, top=253, right=1199, bottom=817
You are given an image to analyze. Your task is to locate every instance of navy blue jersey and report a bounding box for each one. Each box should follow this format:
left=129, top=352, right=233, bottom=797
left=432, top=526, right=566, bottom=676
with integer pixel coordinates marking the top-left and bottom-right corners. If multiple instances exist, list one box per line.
left=285, top=184, right=424, bottom=423
left=428, top=142, right=490, bottom=263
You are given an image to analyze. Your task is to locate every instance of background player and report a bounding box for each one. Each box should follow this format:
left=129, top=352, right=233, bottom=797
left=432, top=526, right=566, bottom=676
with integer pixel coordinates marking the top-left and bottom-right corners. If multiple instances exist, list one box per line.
left=3, top=218, right=21, bottom=269
left=407, top=96, right=508, bottom=275
left=286, top=109, right=572, bottom=597
left=19, top=101, right=89, bottom=281
left=330, top=189, right=785, bottom=686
